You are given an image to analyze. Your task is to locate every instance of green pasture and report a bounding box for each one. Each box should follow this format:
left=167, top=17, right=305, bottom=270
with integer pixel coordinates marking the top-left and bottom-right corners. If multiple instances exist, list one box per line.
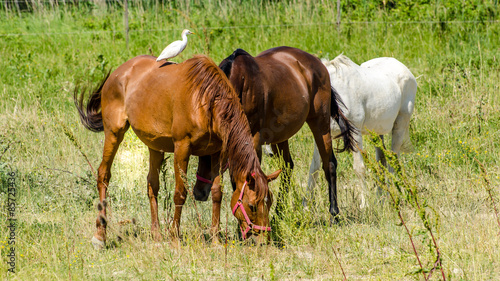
left=0, top=1, right=499, bottom=279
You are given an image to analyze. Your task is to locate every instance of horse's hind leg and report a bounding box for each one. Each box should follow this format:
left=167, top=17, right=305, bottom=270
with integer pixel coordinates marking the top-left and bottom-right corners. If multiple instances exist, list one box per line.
left=273, top=140, right=294, bottom=219
left=375, top=135, right=388, bottom=168
left=392, top=77, right=416, bottom=160
left=390, top=85, right=415, bottom=171
left=308, top=121, right=338, bottom=218
left=391, top=111, right=412, bottom=161
left=147, top=148, right=165, bottom=242
left=92, top=123, right=129, bottom=249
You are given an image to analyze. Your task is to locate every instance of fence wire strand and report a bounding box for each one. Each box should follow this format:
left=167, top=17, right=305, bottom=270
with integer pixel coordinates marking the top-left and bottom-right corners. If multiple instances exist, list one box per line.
left=1, top=20, right=498, bottom=37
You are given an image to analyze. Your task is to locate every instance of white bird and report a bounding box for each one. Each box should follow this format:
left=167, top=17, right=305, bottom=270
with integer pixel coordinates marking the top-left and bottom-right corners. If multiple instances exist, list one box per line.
left=156, top=29, right=194, bottom=62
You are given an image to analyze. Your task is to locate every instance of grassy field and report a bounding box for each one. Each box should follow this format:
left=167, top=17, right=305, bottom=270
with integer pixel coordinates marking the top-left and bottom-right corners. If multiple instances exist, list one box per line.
left=1, top=1, right=500, bottom=279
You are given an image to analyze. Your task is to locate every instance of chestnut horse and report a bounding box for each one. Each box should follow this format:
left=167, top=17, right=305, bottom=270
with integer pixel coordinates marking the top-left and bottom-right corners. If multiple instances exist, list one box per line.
left=194, top=47, right=356, bottom=220
left=75, top=55, right=280, bottom=248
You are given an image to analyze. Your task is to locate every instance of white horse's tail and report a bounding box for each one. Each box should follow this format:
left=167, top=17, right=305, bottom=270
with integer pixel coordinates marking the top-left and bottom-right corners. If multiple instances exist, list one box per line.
left=330, top=86, right=358, bottom=153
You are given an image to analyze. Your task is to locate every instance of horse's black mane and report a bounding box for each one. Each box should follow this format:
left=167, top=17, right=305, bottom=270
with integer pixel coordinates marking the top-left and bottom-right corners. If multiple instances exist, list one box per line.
left=219, top=48, right=251, bottom=77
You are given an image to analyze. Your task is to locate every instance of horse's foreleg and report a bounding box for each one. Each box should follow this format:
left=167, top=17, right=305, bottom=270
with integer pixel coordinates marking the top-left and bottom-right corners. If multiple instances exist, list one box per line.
left=352, top=133, right=365, bottom=177
left=375, top=135, right=391, bottom=198
left=352, top=133, right=368, bottom=209
left=93, top=127, right=127, bottom=249
left=171, top=141, right=191, bottom=239
left=274, top=140, right=293, bottom=219
left=147, top=148, right=164, bottom=242
left=304, top=143, right=321, bottom=207
left=209, top=152, right=223, bottom=243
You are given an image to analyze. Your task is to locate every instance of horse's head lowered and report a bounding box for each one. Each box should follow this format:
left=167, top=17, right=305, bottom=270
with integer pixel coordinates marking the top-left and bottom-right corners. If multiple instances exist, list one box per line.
left=230, top=169, right=280, bottom=239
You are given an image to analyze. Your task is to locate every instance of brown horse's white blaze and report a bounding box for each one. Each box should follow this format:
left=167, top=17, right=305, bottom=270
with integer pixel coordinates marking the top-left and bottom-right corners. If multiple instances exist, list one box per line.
left=193, top=47, right=357, bottom=222
left=75, top=55, right=280, bottom=248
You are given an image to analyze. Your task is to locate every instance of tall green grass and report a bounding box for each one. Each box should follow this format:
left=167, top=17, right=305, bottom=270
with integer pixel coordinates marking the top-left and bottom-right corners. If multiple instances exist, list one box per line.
left=1, top=1, right=499, bottom=279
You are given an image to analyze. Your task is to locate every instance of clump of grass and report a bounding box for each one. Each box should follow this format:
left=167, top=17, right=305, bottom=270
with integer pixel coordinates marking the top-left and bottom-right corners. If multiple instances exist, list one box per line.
left=58, top=119, right=96, bottom=180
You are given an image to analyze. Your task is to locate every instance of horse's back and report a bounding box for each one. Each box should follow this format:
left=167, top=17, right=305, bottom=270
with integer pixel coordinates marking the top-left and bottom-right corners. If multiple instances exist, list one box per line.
left=258, top=46, right=328, bottom=83
left=102, top=55, right=163, bottom=104
left=361, top=57, right=417, bottom=115
left=325, top=55, right=403, bottom=135
left=361, top=58, right=417, bottom=96
left=256, top=47, right=331, bottom=108
left=253, top=46, right=332, bottom=142
left=361, top=57, right=416, bottom=151
left=101, top=55, right=219, bottom=154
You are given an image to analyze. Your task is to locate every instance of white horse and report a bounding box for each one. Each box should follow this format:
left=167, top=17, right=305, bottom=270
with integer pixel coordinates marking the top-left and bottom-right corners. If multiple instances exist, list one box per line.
left=307, top=55, right=417, bottom=208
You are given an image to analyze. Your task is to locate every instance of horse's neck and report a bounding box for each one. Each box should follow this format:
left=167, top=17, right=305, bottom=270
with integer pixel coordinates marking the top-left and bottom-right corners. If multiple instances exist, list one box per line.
left=231, top=62, right=264, bottom=115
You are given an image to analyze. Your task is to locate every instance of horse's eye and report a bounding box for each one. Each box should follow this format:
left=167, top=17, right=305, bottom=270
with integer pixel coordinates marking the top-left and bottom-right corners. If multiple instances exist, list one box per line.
left=249, top=204, right=257, bottom=213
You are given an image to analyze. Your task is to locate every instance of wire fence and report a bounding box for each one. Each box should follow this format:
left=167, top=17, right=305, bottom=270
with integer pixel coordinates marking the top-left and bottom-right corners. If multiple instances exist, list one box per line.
left=1, top=0, right=498, bottom=40
left=1, top=19, right=498, bottom=37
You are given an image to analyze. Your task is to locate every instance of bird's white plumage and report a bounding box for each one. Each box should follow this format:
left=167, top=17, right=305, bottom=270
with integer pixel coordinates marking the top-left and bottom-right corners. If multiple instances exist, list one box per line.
left=156, top=29, right=194, bottom=61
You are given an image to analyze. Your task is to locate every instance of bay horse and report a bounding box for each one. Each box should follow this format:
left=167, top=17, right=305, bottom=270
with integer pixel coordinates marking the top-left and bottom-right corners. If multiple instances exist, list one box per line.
left=74, top=55, right=280, bottom=248
left=307, top=55, right=417, bottom=208
left=194, top=47, right=356, bottom=223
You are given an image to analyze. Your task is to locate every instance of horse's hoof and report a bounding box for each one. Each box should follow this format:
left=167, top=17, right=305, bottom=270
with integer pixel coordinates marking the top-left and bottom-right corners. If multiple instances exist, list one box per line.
left=91, top=236, right=105, bottom=250
left=359, top=198, right=368, bottom=209
left=154, top=242, right=165, bottom=248
left=169, top=238, right=181, bottom=250
left=329, top=214, right=341, bottom=226
left=211, top=239, right=223, bottom=249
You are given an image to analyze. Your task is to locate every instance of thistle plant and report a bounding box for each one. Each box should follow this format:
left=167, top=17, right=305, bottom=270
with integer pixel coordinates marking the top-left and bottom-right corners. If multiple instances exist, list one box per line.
left=474, top=157, right=500, bottom=234
left=363, top=131, right=445, bottom=280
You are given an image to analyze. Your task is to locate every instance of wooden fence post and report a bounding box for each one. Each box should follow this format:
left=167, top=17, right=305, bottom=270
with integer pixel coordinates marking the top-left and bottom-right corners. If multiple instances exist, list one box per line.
left=124, top=0, right=129, bottom=50
left=336, top=0, right=341, bottom=27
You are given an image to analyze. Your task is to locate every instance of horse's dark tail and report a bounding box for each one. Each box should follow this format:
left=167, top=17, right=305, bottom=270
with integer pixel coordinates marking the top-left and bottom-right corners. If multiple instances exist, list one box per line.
left=73, top=71, right=110, bottom=132
left=330, top=86, right=358, bottom=153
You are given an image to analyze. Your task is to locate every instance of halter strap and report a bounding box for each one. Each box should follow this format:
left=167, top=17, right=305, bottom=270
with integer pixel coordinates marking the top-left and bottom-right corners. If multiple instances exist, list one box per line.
left=231, top=173, right=271, bottom=239
left=196, top=173, right=212, bottom=184
left=195, top=162, right=230, bottom=185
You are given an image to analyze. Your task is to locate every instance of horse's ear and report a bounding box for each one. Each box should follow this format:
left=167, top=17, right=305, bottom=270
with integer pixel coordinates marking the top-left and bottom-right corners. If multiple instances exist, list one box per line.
left=266, top=170, right=281, bottom=182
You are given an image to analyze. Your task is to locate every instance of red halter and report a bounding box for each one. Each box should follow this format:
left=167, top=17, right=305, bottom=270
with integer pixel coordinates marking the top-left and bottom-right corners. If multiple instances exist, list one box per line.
left=231, top=173, right=271, bottom=239
left=196, top=173, right=213, bottom=184
left=195, top=162, right=230, bottom=184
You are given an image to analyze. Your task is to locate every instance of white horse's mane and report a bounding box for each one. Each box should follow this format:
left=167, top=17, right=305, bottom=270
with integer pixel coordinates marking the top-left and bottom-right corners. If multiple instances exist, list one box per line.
left=323, top=54, right=360, bottom=75
left=330, top=54, right=359, bottom=68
